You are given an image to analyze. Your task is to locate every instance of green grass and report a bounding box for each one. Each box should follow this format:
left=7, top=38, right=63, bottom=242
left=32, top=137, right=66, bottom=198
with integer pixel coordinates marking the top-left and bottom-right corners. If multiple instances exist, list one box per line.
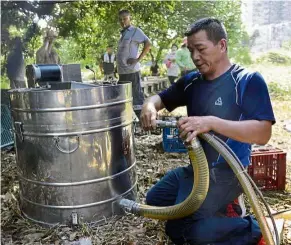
left=247, top=50, right=291, bottom=100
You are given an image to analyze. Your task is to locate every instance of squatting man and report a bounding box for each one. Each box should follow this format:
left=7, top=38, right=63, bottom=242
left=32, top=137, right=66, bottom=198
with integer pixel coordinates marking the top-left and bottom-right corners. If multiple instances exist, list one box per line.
left=140, top=17, right=275, bottom=245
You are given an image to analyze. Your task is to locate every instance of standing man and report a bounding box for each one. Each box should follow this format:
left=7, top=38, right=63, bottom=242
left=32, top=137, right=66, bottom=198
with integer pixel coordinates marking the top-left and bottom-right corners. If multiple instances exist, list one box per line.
left=100, top=45, right=116, bottom=80
left=117, top=9, right=151, bottom=119
left=164, top=44, right=180, bottom=85
left=150, top=61, right=160, bottom=76
left=176, top=38, right=196, bottom=76
left=141, top=18, right=275, bottom=244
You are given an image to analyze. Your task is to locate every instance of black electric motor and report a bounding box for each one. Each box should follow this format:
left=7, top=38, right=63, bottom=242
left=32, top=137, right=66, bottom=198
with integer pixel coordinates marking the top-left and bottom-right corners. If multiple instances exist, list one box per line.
left=26, top=64, right=62, bottom=88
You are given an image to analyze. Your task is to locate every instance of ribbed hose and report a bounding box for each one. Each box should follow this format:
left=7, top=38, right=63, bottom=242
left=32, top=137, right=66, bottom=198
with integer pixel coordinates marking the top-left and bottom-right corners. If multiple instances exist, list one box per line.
left=120, top=137, right=209, bottom=220
left=201, top=133, right=275, bottom=245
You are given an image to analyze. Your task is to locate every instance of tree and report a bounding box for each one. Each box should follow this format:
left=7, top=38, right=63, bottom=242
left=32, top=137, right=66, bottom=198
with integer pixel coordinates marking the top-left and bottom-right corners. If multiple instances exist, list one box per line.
left=1, top=0, right=58, bottom=88
left=55, top=1, right=249, bottom=68
left=1, top=0, right=251, bottom=87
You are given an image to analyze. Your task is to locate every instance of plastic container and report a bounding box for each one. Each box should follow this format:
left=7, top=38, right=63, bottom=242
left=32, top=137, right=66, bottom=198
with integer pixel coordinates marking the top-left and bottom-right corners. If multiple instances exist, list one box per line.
left=162, top=127, right=187, bottom=153
left=248, top=147, right=287, bottom=190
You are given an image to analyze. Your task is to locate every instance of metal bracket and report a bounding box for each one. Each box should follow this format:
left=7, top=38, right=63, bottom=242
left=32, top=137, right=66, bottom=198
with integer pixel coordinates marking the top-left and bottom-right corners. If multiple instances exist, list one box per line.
left=71, top=212, right=78, bottom=225
left=14, top=122, right=24, bottom=142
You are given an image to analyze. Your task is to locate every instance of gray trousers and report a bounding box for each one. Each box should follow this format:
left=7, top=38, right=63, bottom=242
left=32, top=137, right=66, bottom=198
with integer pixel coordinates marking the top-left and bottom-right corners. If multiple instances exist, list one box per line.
left=119, top=71, right=144, bottom=119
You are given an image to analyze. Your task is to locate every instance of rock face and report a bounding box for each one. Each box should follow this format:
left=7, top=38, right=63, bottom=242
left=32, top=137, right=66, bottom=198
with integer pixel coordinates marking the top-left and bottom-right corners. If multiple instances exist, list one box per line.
left=241, top=1, right=291, bottom=52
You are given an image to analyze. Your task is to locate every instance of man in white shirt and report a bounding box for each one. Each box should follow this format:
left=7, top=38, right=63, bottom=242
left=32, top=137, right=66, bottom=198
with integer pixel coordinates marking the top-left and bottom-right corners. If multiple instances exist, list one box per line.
left=164, top=44, right=180, bottom=85
left=100, top=45, right=116, bottom=80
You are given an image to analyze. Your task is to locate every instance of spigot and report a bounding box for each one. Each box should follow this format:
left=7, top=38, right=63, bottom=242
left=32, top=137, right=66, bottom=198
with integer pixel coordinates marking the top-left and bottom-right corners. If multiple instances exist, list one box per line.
left=155, top=120, right=177, bottom=128
left=119, top=198, right=140, bottom=214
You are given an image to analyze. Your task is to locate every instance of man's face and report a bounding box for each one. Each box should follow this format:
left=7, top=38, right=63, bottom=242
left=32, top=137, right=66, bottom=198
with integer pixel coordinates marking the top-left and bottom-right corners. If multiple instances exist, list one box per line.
left=119, top=13, right=131, bottom=29
left=171, top=46, right=177, bottom=52
left=187, top=30, right=227, bottom=77
left=107, top=47, right=112, bottom=54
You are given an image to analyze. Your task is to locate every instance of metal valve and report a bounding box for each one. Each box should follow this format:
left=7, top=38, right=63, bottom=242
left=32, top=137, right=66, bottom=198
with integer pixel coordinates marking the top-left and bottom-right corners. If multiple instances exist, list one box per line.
left=155, top=120, right=177, bottom=128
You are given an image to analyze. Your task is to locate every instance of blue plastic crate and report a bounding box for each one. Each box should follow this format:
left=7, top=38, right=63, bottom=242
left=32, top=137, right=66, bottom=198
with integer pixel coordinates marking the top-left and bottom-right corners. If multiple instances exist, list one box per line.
left=162, top=127, right=187, bottom=153
left=1, top=104, right=14, bottom=148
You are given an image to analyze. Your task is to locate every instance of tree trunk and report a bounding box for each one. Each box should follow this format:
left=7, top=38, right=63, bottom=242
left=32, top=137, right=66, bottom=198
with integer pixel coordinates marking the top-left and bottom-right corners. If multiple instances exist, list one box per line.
left=6, top=37, right=26, bottom=89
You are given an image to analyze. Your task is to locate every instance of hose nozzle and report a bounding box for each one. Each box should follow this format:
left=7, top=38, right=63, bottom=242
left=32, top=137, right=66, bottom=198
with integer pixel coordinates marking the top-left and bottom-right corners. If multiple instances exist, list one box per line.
left=119, top=199, right=140, bottom=214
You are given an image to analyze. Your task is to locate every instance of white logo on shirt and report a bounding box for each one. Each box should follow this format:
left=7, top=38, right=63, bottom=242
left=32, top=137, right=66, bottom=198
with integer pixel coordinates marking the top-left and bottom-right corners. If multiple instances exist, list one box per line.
left=215, top=97, right=223, bottom=106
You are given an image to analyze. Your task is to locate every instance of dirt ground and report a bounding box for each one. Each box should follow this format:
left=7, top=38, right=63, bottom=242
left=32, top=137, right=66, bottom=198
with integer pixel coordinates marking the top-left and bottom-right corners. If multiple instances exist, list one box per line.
left=1, top=99, right=291, bottom=245
left=1, top=61, right=291, bottom=244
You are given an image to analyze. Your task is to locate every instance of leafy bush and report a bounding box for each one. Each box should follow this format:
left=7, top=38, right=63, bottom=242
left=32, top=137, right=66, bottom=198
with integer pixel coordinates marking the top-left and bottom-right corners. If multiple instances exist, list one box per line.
left=256, top=52, right=291, bottom=65
left=1, top=74, right=10, bottom=89
left=268, top=82, right=291, bottom=100
left=140, top=63, right=167, bottom=78
left=229, top=46, right=252, bottom=65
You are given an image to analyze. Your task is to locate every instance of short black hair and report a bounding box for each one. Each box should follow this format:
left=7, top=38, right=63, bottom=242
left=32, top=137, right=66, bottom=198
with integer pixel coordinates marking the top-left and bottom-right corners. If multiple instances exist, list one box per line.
left=119, top=9, right=130, bottom=16
left=184, top=18, right=227, bottom=44
left=171, top=44, right=178, bottom=49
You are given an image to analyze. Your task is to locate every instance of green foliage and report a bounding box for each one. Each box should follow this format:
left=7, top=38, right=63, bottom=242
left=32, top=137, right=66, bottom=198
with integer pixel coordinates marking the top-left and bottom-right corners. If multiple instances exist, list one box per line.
left=256, top=52, right=291, bottom=65
left=211, top=1, right=252, bottom=65
left=1, top=1, right=50, bottom=79
left=140, top=68, right=151, bottom=78
left=229, top=46, right=252, bottom=65
left=55, top=0, right=250, bottom=66
left=140, top=63, right=167, bottom=78
left=1, top=74, right=10, bottom=89
left=268, top=82, right=291, bottom=100
left=1, top=0, right=252, bottom=79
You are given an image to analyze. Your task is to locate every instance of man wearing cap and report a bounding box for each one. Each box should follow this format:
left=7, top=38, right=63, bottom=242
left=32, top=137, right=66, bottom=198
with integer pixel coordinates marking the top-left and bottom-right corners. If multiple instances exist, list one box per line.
left=175, top=38, right=196, bottom=76
left=117, top=9, right=151, bottom=119
left=141, top=18, right=275, bottom=244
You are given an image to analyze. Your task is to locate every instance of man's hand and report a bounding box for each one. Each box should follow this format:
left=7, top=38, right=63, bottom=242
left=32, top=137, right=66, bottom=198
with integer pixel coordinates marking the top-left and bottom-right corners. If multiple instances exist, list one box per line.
left=178, top=116, right=213, bottom=142
left=140, top=102, right=158, bottom=131
left=127, top=58, right=139, bottom=65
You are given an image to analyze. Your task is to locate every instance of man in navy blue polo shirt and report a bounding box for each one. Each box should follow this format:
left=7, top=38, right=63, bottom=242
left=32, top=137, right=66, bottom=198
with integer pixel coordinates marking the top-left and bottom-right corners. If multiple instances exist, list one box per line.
left=140, top=18, right=275, bottom=245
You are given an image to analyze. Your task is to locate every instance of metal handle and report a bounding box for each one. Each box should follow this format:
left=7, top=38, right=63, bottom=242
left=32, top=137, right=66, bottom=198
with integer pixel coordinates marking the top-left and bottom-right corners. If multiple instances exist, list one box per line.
left=53, top=135, right=80, bottom=154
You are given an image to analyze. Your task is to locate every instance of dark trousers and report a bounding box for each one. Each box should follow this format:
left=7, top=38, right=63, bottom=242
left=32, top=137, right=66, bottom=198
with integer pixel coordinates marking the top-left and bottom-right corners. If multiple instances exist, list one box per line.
left=119, top=71, right=144, bottom=119
left=146, top=166, right=262, bottom=245
left=168, top=76, right=178, bottom=85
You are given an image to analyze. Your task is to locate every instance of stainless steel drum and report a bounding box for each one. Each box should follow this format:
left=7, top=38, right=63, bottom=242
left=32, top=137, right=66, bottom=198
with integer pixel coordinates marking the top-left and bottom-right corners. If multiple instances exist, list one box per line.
left=9, top=82, right=136, bottom=226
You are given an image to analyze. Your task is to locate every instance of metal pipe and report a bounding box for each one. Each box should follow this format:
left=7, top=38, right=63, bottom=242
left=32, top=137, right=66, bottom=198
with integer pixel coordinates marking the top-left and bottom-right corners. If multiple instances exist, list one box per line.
left=85, top=65, right=96, bottom=82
